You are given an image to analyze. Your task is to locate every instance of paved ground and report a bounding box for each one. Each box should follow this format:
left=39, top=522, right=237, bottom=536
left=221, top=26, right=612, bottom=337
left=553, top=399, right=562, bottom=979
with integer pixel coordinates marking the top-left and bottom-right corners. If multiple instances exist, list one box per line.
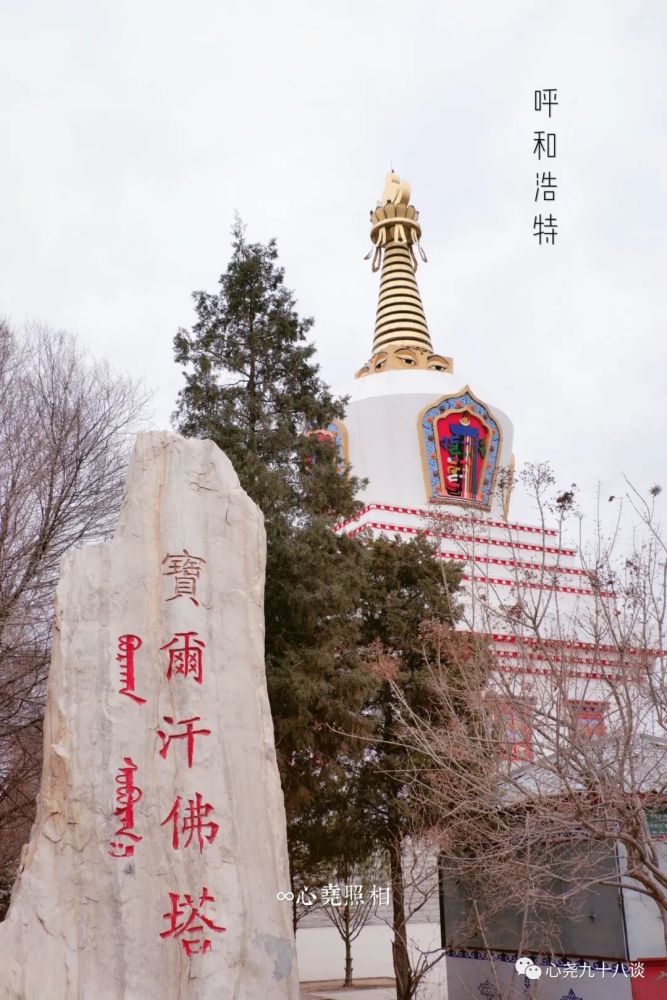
left=300, top=981, right=395, bottom=1000
left=302, top=990, right=395, bottom=1000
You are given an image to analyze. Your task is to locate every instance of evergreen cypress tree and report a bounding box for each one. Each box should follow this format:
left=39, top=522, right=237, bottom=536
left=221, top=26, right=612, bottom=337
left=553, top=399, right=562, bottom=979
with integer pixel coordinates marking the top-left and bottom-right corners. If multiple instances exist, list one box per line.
left=173, top=217, right=355, bottom=522
left=173, top=219, right=374, bottom=890
left=173, top=220, right=468, bottom=989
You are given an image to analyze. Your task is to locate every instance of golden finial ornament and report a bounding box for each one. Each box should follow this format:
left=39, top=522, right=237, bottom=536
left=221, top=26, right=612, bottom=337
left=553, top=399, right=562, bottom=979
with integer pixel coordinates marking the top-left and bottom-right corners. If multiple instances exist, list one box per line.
left=356, top=172, right=453, bottom=378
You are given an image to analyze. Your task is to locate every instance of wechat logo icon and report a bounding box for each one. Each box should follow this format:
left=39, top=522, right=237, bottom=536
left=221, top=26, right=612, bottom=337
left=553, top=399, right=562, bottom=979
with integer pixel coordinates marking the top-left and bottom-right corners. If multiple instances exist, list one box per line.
left=515, top=956, right=542, bottom=980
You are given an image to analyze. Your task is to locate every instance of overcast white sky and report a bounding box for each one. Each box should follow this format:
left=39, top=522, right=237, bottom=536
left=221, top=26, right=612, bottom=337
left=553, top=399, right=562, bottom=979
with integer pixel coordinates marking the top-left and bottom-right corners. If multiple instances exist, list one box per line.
left=2, top=0, right=666, bottom=529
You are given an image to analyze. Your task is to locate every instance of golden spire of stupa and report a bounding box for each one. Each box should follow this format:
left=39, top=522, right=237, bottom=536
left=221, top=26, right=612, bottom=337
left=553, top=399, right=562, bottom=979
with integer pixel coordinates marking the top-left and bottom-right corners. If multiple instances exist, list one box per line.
left=356, top=172, right=453, bottom=378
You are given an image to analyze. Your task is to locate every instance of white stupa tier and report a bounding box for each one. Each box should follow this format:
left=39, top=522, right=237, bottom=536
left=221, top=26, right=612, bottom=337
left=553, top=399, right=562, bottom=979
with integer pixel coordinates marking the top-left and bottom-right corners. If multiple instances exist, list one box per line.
left=339, top=367, right=514, bottom=518
left=331, top=173, right=646, bottom=694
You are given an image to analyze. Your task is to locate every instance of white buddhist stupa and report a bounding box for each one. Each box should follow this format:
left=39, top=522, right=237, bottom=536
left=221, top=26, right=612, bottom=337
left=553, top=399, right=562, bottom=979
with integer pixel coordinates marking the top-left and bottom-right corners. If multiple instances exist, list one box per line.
left=343, top=169, right=514, bottom=520
left=298, top=173, right=665, bottom=990
left=333, top=171, right=615, bottom=690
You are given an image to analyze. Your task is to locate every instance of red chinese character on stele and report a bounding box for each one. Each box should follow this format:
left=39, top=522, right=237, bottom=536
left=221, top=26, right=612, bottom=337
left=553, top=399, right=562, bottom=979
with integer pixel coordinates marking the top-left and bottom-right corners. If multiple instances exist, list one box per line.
left=161, top=886, right=226, bottom=956
left=162, top=549, right=206, bottom=606
left=157, top=716, right=211, bottom=768
left=108, top=757, right=143, bottom=858
left=160, top=631, right=206, bottom=685
left=116, top=634, right=145, bottom=705
left=161, top=793, right=219, bottom=852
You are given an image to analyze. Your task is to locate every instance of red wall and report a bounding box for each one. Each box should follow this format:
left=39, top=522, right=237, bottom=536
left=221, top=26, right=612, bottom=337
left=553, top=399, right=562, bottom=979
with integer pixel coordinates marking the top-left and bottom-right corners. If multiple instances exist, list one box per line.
left=631, top=957, right=667, bottom=1000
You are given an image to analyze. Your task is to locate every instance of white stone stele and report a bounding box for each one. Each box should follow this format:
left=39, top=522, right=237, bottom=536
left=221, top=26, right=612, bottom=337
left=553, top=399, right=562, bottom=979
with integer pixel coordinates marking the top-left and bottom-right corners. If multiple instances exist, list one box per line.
left=0, top=432, right=299, bottom=1000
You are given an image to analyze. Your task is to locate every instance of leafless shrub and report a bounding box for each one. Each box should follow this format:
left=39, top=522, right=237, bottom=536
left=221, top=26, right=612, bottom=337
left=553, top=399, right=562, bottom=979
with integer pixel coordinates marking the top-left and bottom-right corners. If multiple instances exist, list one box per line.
left=393, top=469, right=667, bottom=962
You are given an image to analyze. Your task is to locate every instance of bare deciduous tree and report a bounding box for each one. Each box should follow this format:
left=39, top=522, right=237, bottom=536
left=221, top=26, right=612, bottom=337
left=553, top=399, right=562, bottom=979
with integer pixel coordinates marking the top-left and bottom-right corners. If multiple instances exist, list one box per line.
left=387, top=468, right=667, bottom=971
left=318, top=853, right=388, bottom=987
left=0, top=320, right=149, bottom=914
left=366, top=632, right=494, bottom=1000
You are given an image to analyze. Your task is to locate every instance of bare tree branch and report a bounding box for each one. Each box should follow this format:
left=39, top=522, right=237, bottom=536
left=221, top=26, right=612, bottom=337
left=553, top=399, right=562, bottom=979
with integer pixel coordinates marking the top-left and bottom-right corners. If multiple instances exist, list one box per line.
left=0, top=320, right=150, bottom=914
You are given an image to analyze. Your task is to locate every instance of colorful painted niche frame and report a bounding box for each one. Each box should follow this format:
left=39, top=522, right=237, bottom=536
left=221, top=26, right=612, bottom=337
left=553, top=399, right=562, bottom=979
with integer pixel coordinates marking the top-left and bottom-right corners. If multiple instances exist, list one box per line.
left=421, top=388, right=501, bottom=509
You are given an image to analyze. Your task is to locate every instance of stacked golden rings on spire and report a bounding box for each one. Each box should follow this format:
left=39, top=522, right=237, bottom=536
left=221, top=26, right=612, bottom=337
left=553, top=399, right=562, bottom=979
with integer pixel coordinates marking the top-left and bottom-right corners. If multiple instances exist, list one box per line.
left=373, top=243, right=430, bottom=352
left=356, top=172, right=453, bottom=379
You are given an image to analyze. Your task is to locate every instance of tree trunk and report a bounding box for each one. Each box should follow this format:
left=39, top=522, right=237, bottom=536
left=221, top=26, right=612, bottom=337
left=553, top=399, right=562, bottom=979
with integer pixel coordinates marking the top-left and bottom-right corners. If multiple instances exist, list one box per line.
left=389, top=836, right=413, bottom=1000
left=343, top=903, right=353, bottom=986
left=291, top=875, right=297, bottom=935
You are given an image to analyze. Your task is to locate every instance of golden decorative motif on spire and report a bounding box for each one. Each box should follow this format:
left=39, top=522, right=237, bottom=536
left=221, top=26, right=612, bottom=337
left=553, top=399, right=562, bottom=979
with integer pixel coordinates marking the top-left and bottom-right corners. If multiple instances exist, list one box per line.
left=357, top=172, right=453, bottom=379
left=381, top=172, right=411, bottom=207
